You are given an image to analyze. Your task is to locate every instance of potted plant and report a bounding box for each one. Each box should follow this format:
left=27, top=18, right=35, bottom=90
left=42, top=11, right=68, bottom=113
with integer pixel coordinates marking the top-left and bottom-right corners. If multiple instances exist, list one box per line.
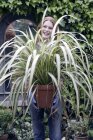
left=88, top=129, right=93, bottom=140
left=0, top=15, right=93, bottom=119
left=88, top=116, right=93, bottom=140
left=66, top=116, right=89, bottom=140
left=74, top=120, right=89, bottom=140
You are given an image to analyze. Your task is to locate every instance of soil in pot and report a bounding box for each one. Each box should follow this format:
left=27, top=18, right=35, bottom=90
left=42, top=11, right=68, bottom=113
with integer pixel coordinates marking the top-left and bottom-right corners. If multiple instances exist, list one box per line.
left=0, top=134, right=8, bottom=140
left=0, top=133, right=18, bottom=140
left=74, top=135, right=88, bottom=140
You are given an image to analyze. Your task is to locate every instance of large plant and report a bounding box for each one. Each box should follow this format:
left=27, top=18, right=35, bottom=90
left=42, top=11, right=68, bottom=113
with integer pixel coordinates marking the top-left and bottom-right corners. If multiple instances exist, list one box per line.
left=0, top=15, right=93, bottom=119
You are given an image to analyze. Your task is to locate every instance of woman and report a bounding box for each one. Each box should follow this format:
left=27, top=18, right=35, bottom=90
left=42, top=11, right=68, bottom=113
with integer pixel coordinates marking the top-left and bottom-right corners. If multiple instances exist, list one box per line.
left=29, top=16, right=62, bottom=140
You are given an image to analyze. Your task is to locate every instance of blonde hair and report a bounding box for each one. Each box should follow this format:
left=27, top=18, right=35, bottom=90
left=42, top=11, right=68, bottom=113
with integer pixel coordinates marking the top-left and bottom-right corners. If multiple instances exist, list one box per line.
left=38, top=16, right=56, bottom=30
left=36, top=16, right=57, bottom=43
left=42, top=16, right=56, bottom=26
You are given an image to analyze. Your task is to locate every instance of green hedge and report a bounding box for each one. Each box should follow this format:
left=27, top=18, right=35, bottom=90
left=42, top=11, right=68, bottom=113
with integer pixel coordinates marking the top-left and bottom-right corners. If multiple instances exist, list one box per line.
left=0, top=0, right=93, bottom=45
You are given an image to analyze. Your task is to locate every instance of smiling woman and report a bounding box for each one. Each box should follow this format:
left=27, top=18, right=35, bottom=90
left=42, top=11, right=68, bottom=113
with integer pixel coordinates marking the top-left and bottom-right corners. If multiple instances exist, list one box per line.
left=41, top=20, right=53, bottom=40
left=40, top=16, right=56, bottom=41
left=28, top=16, right=63, bottom=140
left=0, top=14, right=93, bottom=140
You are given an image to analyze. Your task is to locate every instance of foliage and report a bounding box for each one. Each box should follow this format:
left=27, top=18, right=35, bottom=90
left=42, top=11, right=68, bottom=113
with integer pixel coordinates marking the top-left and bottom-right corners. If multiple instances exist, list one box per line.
left=0, top=107, right=34, bottom=139
left=0, top=106, right=12, bottom=135
left=67, top=116, right=89, bottom=138
left=12, top=115, right=33, bottom=140
left=0, top=14, right=93, bottom=119
left=88, top=129, right=93, bottom=138
left=0, top=0, right=93, bottom=46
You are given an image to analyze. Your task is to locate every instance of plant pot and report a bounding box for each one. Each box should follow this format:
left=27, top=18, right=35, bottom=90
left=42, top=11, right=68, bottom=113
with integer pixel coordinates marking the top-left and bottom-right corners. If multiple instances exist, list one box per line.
left=0, top=133, right=18, bottom=140
left=89, top=137, right=93, bottom=140
left=74, top=135, right=88, bottom=140
left=0, top=134, right=8, bottom=140
left=35, top=85, right=56, bottom=108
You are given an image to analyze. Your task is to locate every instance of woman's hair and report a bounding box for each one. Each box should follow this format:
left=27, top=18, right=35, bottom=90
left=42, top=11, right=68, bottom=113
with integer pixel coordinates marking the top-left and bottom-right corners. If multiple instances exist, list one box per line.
left=36, top=16, right=57, bottom=43
left=37, top=16, right=56, bottom=30
left=5, top=24, right=15, bottom=41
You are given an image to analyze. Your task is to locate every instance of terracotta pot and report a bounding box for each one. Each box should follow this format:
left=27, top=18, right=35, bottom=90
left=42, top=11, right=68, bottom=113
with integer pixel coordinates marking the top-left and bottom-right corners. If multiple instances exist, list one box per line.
left=74, top=135, right=88, bottom=140
left=0, top=134, right=8, bottom=140
left=35, top=85, right=56, bottom=108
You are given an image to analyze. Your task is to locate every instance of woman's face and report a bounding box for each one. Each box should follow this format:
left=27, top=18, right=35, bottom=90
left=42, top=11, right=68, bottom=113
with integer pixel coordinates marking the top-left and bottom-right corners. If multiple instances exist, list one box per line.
left=41, top=20, right=54, bottom=40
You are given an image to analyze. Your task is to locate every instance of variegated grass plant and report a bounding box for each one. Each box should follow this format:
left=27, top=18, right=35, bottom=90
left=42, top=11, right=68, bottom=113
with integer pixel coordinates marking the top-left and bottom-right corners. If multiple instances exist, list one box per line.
left=0, top=15, right=93, bottom=119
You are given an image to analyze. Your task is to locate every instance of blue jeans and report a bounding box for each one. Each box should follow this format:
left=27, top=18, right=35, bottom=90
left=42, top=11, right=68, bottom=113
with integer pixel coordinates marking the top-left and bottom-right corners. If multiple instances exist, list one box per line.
left=29, top=94, right=62, bottom=140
